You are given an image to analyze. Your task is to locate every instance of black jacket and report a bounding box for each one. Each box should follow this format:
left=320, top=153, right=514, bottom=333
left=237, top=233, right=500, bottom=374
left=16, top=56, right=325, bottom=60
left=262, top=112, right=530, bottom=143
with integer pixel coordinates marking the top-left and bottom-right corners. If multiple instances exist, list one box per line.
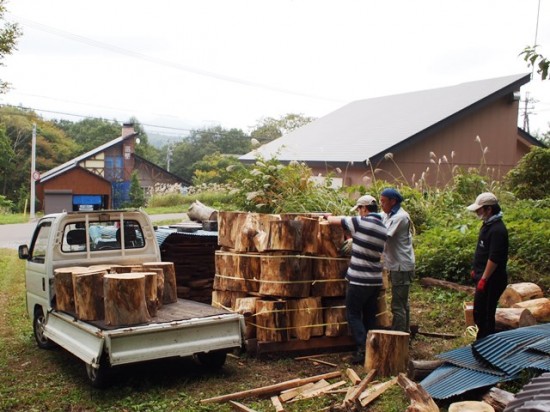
left=473, top=218, right=508, bottom=282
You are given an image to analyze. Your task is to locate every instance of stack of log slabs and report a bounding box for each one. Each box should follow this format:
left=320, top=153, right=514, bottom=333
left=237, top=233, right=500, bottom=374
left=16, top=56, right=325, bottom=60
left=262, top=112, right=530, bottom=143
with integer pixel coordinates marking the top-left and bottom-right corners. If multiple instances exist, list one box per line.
left=213, top=211, right=391, bottom=355
left=53, top=262, right=177, bottom=327
left=496, top=282, right=550, bottom=329
left=158, top=231, right=219, bottom=304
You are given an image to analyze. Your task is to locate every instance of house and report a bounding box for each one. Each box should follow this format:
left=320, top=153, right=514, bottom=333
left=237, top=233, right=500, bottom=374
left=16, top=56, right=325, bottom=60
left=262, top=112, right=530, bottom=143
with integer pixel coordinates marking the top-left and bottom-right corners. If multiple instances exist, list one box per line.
left=36, top=123, right=189, bottom=214
left=240, top=73, right=543, bottom=188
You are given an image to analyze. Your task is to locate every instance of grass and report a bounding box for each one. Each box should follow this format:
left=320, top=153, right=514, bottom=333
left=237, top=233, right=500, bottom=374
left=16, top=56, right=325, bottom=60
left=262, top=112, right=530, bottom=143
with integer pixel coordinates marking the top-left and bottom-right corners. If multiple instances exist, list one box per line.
left=0, top=248, right=477, bottom=411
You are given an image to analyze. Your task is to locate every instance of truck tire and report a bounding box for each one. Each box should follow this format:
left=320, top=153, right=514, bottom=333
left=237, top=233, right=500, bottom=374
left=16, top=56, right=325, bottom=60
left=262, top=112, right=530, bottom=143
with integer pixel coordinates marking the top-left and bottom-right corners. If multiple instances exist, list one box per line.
left=196, top=350, right=227, bottom=370
left=85, top=355, right=111, bottom=388
left=33, top=308, right=55, bottom=349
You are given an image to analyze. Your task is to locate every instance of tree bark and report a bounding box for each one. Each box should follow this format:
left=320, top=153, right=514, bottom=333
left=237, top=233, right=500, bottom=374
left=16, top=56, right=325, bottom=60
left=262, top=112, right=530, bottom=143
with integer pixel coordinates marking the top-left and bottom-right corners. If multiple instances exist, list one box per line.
left=104, top=273, right=151, bottom=326
left=288, top=297, right=324, bottom=340
left=310, top=257, right=348, bottom=297
left=495, top=307, right=537, bottom=330
left=141, top=271, right=159, bottom=317
left=214, top=251, right=261, bottom=293
left=420, top=277, right=475, bottom=294
left=211, top=290, right=247, bottom=310
left=397, top=373, right=440, bottom=412
left=53, top=266, right=87, bottom=313
left=499, top=282, right=544, bottom=308
left=407, top=360, right=444, bottom=381
left=187, top=200, right=218, bottom=222
left=235, top=297, right=260, bottom=339
left=365, top=330, right=410, bottom=377
left=255, top=300, right=290, bottom=342
left=142, top=261, right=177, bottom=304
left=376, top=289, right=392, bottom=328
left=317, top=221, right=346, bottom=257
left=481, top=387, right=514, bottom=412
left=259, top=254, right=312, bottom=298
left=512, top=297, right=550, bottom=322
left=324, top=299, right=348, bottom=337
left=73, top=269, right=107, bottom=321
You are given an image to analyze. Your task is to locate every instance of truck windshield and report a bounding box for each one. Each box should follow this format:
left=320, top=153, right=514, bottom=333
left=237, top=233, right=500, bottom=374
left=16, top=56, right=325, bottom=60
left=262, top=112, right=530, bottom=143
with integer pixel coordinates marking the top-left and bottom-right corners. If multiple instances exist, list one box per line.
left=62, top=220, right=145, bottom=252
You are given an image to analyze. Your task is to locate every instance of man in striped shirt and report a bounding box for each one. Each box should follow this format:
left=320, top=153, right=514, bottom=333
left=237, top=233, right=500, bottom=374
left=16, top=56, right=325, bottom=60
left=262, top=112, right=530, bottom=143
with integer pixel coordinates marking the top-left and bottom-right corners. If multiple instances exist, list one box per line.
left=327, top=195, right=388, bottom=364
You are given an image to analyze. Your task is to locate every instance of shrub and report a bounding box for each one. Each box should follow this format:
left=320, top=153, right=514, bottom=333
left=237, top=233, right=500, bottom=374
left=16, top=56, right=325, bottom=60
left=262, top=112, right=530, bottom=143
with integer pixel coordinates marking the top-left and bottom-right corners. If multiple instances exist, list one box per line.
left=504, top=146, right=550, bottom=200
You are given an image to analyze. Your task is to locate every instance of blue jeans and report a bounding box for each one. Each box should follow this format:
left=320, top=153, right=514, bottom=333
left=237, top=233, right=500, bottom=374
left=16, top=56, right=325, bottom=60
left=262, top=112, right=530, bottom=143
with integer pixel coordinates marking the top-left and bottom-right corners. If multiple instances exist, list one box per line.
left=390, top=270, right=413, bottom=332
left=345, top=283, right=381, bottom=350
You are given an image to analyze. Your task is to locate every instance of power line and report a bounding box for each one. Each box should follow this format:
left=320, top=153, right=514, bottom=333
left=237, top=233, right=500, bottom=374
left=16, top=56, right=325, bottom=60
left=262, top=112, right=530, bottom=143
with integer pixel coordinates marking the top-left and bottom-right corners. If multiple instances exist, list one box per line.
left=9, top=14, right=343, bottom=103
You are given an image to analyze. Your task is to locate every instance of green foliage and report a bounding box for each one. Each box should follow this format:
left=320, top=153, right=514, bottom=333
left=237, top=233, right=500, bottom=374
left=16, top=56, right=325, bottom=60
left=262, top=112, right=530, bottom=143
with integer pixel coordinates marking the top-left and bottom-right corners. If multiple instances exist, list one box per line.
left=127, top=171, right=145, bottom=208
left=54, top=117, right=121, bottom=153
left=504, top=146, right=550, bottom=200
left=520, top=45, right=549, bottom=80
left=250, top=113, right=315, bottom=144
left=0, top=0, right=21, bottom=93
left=0, top=194, right=14, bottom=213
left=228, top=156, right=350, bottom=214
left=192, top=153, right=245, bottom=185
left=170, top=126, right=250, bottom=181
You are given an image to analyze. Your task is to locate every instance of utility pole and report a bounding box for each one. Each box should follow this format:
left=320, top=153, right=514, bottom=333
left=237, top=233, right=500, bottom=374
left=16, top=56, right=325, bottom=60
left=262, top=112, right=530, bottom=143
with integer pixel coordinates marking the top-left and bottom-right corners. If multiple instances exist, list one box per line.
left=30, top=123, right=36, bottom=219
left=521, top=92, right=537, bottom=134
left=166, top=144, right=173, bottom=172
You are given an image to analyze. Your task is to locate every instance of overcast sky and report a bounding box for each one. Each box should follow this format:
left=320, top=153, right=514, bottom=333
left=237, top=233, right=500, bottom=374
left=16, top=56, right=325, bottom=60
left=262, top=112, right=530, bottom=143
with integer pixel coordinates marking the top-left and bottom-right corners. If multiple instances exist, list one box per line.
left=1, top=0, right=549, bottom=141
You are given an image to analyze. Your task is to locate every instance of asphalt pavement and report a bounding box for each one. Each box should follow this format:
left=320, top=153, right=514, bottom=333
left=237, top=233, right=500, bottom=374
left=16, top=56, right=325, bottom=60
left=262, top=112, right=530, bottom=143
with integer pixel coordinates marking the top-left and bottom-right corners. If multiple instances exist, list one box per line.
left=0, top=213, right=188, bottom=250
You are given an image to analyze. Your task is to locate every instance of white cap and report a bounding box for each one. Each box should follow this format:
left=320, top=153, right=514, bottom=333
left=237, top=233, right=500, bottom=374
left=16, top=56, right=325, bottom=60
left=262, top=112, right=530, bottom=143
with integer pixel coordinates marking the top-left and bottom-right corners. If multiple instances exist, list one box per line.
left=466, top=192, right=498, bottom=211
left=350, top=195, right=377, bottom=212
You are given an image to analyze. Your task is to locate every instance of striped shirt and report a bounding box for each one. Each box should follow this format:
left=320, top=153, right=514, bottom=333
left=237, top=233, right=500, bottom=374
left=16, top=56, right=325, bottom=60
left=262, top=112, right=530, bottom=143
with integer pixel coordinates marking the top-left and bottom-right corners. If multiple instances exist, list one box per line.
left=341, top=213, right=388, bottom=286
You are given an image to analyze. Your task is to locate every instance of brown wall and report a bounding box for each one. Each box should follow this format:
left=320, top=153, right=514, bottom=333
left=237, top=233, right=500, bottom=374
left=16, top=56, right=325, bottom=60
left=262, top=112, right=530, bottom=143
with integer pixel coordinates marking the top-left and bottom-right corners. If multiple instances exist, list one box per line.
left=311, top=96, right=531, bottom=188
left=37, top=168, right=112, bottom=211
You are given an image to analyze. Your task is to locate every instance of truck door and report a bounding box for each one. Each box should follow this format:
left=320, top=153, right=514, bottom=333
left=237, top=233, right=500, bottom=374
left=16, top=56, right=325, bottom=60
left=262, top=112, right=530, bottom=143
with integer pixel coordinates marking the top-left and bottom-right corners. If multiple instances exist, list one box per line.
left=25, top=220, right=53, bottom=317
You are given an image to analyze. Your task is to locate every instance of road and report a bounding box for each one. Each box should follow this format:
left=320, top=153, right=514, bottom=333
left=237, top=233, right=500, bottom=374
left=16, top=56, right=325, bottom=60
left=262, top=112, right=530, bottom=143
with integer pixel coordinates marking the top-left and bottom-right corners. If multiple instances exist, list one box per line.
left=0, top=213, right=187, bottom=250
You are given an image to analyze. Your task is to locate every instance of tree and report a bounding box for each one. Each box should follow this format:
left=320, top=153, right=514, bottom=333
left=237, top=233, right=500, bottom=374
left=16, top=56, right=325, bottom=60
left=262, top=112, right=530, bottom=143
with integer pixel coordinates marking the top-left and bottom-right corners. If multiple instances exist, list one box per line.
left=54, top=118, right=121, bottom=153
left=0, top=0, right=21, bottom=93
left=520, top=45, right=549, bottom=80
left=250, top=113, right=315, bottom=144
left=192, top=152, right=245, bottom=185
left=504, top=146, right=550, bottom=200
left=169, top=125, right=250, bottom=181
left=127, top=171, right=145, bottom=208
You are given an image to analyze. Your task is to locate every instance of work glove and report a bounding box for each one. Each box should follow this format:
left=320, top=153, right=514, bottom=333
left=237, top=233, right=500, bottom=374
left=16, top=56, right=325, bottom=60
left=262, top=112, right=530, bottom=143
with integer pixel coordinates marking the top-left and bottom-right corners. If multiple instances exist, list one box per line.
left=470, top=270, right=475, bottom=280
left=340, top=238, right=353, bottom=256
left=476, top=278, right=487, bottom=293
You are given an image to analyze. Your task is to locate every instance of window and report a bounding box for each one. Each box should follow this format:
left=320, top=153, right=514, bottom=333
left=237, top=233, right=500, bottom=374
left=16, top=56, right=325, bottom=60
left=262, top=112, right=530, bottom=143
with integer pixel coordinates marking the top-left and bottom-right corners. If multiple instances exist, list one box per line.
left=29, top=222, right=51, bottom=263
left=61, top=220, right=145, bottom=253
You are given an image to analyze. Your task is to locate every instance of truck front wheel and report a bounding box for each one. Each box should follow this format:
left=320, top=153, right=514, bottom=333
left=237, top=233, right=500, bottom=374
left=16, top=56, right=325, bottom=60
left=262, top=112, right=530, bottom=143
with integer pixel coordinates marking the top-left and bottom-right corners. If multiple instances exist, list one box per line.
left=196, top=350, right=227, bottom=370
left=33, top=308, right=55, bottom=349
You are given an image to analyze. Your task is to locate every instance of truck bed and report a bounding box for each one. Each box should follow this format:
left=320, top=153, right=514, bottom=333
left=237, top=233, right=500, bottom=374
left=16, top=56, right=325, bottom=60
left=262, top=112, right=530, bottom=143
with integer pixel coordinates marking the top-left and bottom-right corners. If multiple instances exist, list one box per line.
left=85, top=299, right=231, bottom=330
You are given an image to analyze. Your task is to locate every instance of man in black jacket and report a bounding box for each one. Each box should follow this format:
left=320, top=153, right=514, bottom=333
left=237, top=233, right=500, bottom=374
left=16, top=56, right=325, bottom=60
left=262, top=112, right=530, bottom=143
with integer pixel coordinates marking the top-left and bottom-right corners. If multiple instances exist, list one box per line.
left=467, top=192, right=509, bottom=340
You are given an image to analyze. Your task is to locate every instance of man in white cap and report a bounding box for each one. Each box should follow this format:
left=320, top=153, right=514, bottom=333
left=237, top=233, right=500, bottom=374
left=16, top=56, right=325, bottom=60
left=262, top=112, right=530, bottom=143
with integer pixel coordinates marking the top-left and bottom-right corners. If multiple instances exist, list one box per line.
left=326, top=195, right=388, bottom=364
left=467, top=192, right=509, bottom=340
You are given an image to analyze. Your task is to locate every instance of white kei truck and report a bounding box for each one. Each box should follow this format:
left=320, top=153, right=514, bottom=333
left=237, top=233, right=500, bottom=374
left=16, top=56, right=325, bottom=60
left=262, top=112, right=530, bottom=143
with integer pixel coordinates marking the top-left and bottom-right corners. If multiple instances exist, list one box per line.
left=18, top=209, right=244, bottom=387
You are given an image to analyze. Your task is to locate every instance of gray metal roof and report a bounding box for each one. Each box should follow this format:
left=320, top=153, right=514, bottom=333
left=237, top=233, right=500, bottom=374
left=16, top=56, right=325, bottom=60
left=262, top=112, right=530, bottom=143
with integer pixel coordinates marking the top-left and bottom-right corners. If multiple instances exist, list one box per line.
left=240, top=73, right=530, bottom=164
left=504, top=372, right=550, bottom=412
left=422, top=324, right=550, bottom=400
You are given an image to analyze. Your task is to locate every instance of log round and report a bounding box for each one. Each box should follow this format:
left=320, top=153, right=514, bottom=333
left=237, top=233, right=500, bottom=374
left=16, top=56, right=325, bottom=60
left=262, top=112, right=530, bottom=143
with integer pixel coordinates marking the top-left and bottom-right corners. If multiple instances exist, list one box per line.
left=73, top=269, right=107, bottom=321
left=288, top=297, right=324, bottom=340
left=255, top=300, right=290, bottom=342
left=235, top=297, right=259, bottom=339
left=110, top=264, right=144, bottom=274
left=259, top=254, right=312, bottom=298
left=141, top=271, right=159, bottom=317
left=104, top=273, right=151, bottom=326
left=495, top=308, right=537, bottom=330
left=54, top=266, right=87, bottom=313
left=317, top=221, right=346, bottom=257
left=323, top=299, right=348, bottom=337
left=365, top=329, right=410, bottom=377
left=498, top=282, right=544, bottom=308
left=311, top=257, right=348, bottom=297
left=187, top=200, right=218, bottom=222
left=449, top=401, right=495, bottom=412
left=142, top=262, right=177, bottom=304
left=376, top=289, right=392, bottom=328
left=214, top=251, right=260, bottom=293
left=512, top=298, right=550, bottom=322
left=211, top=290, right=247, bottom=310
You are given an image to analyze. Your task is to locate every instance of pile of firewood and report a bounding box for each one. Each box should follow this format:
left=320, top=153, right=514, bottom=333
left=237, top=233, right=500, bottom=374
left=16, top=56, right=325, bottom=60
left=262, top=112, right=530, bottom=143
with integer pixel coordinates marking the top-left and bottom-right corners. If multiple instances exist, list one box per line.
left=54, top=262, right=177, bottom=327
left=496, top=282, right=550, bottom=328
left=201, top=365, right=440, bottom=411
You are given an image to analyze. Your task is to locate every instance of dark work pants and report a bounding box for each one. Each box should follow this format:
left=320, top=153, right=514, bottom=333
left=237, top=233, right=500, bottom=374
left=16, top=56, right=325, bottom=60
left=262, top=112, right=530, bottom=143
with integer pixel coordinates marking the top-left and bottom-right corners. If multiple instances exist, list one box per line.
left=473, top=277, right=507, bottom=340
left=345, top=283, right=380, bottom=351
left=390, top=270, right=413, bottom=332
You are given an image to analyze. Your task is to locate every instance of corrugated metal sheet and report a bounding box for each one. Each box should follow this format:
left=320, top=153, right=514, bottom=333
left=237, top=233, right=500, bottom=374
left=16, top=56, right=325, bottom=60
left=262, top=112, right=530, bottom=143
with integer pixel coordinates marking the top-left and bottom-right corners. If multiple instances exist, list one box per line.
left=423, top=324, right=550, bottom=400
left=504, top=372, right=550, bottom=412
left=421, top=364, right=511, bottom=400
left=155, top=227, right=218, bottom=247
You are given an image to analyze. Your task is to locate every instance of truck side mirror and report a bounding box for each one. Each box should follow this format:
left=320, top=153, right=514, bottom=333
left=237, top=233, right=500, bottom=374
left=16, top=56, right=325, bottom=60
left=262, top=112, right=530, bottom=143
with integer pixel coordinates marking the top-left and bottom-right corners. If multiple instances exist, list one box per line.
left=18, top=244, right=29, bottom=260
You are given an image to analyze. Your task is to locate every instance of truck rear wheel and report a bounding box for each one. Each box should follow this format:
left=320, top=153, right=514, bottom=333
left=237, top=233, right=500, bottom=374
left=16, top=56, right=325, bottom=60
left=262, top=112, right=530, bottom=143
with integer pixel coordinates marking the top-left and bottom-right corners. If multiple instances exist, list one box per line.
left=85, top=355, right=111, bottom=388
left=196, top=350, right=227, bottom=370
left=33, top=308, right=55, bottom=349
